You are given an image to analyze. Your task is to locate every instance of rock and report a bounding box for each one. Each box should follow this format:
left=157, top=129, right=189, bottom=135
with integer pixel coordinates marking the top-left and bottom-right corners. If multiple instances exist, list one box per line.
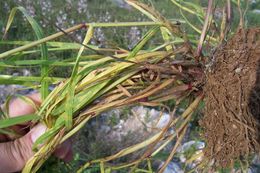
left=110, top=0, right=132, bottom=10
left=0, top=85, right=34, bottom=104
left=160, top=162, right=184, bottom=173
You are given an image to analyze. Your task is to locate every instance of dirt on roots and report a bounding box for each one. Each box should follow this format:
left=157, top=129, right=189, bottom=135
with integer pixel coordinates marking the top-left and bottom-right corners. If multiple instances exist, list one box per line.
left=200, top=28, right=260, bottom=168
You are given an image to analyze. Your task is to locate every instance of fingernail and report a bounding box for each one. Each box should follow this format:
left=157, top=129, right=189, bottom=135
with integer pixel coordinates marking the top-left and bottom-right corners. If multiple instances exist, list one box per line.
left=31, top=124, right=47, bottom=143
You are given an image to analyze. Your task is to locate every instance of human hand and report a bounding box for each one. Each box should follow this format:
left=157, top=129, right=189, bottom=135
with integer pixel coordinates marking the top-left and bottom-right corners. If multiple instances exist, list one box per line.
left=0, top=93, right=73, bottom=173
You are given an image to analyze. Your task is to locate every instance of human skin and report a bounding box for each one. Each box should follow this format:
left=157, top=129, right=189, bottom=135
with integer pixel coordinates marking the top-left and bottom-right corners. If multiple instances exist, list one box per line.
left=0, top=93, right=73, bottom=173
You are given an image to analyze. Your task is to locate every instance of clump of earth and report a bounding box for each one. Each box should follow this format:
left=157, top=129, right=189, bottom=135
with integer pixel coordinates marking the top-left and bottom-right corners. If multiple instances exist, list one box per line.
left=201, top=28, right=260, bottom=168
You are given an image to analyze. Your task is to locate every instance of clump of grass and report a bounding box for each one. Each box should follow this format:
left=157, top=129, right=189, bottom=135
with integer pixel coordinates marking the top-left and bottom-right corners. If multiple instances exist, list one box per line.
left=0, top=0, right=253, bottom=172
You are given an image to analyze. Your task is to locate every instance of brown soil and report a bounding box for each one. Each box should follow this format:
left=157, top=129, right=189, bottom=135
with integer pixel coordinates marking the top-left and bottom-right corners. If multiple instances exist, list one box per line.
left=200, top=28, right=260, bottom=168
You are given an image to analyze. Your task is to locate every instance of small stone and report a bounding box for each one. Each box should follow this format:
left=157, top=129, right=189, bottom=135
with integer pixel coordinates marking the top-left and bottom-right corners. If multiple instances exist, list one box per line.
left=235, top=67, right=242, bottom=73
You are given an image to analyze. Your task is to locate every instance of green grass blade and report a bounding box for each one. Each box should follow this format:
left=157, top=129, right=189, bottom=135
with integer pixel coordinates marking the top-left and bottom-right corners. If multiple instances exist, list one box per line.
left=0, top=114, right=39, bottom=128
left=33, top=122, right=63, bottom=150
left=0, top=75, right=63, bottom=85
left=160, top=27, right=173, bottom=51
left=170, top=0, right=200, bottom=16
left=127, top=26, right=160, bottom=59
left=3, top=7, right=19, bottom=38
left=180, top=9, right=201, bottom=34
left=126, top=0, right=159, bottom=22
left=64, top=25, right=94, bottom=129
left=4, top=6, right=49, bottom=99
left=126, top=0, right=182, bottom=41
left=0, top=128, right=22, bottom=137
left=0, top=25, right=84, bottom=59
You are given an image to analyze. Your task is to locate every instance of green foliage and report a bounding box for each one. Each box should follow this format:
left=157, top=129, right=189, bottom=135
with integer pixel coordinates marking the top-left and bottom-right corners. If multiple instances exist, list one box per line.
left=0, top=113, right=39, bottom=128
left=3, top=6, right=49, bottom=99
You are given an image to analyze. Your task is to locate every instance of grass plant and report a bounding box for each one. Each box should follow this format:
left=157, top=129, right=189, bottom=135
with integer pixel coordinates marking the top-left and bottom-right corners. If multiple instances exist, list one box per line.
left=0, top=0, right=253, bottom=172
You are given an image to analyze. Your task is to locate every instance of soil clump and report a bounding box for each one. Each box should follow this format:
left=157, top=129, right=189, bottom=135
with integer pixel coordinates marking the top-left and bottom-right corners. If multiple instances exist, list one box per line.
left=201, top=28, right=260, bottom=167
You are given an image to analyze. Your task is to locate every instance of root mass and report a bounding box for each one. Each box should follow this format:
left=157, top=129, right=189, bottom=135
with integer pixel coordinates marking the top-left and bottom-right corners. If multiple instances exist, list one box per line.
left=201, top=28, right=260, bottom=167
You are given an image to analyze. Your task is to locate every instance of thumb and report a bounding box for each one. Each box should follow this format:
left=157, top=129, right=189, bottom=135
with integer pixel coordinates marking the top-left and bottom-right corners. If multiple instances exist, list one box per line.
left=0, top=124, right=46, bottom=173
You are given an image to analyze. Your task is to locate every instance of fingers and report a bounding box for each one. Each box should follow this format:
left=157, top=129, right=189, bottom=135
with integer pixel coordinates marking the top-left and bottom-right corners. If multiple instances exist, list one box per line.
left=0, top=93, right=74, bottom=172
left=54, top=138, right=73, bottom=162
left=63, top=148, right=73, bottom=163
left=0, top=123, right=47, bottom=173
left=1, top=94, right=44, bottom=172
left=0, top=135, right=8, bottom=142
left=0, top=122, right=74, bottom=172
left=8, top=93, right=41, bottom=117
left=0, top=93, right=41, bottom=141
